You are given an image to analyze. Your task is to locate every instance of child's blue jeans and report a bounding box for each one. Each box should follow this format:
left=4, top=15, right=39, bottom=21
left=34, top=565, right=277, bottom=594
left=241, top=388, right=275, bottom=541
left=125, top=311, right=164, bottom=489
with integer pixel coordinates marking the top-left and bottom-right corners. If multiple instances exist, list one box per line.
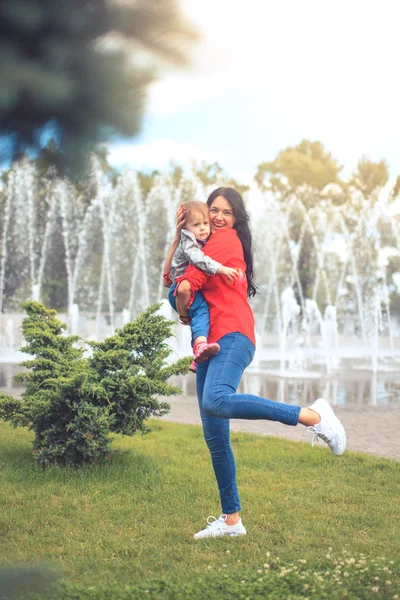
left=168, top=283, right=209, bottom=345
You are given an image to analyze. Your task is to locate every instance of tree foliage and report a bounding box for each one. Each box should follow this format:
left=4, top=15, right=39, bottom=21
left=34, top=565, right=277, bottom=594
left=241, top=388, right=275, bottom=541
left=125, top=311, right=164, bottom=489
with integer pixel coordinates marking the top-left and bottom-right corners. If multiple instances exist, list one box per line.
left=251, top=140, right=400, bottom=318
left=255, top=140, right=343, bottom=195
left=0, top=0, right=196, bottom=176
left=350, top=157, right=389, bottom=196
left=255, top=139, right=398, bottom=207
left=194, top=161, right=250, bottom=196
left=0, top=301, right=190, bottom=468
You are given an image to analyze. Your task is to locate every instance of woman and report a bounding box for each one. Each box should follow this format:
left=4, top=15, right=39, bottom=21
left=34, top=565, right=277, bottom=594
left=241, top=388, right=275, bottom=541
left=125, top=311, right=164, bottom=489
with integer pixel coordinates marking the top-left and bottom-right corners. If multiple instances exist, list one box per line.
left=166, top=187, right=346, bottom=539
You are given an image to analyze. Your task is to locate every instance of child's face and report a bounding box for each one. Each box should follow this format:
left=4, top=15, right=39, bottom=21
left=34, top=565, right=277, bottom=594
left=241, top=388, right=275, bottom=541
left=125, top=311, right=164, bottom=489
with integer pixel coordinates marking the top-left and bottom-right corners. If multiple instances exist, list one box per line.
left=185, top=211, right=210, bottom=241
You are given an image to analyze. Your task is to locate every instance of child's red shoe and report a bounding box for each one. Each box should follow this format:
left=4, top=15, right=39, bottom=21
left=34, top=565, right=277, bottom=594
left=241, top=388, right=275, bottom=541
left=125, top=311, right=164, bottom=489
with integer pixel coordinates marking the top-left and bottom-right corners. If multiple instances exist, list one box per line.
left=189, top=360, right=197, bottom=373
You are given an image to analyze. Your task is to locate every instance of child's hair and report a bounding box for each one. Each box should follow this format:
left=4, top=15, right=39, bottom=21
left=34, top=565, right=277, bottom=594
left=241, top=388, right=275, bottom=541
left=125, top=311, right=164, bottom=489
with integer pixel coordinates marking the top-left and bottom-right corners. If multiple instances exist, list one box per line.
left=182, top=201, right=209, bottom=223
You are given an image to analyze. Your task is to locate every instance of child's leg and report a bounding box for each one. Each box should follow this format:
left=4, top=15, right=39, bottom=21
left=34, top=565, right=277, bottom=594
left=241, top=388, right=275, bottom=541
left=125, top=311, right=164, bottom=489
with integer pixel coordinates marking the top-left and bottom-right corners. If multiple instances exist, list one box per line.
left=175, top=280, right=191, bottom=321
left=169, top=287, right=198, bottom=372
left=189, top=293, right=220, bottom=364
left=188, top=292, right=209, bottom=345
left=172, top=288, right=219, bottom=367
left=171, top=283, right=193, bottom=325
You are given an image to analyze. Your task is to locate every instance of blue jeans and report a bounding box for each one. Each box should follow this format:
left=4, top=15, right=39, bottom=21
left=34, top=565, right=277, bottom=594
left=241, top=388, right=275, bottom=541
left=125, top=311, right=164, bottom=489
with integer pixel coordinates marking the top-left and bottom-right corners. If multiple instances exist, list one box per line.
left=168, top=284, right=209, bottom=345
left=196, top=333, right=301, bottom=514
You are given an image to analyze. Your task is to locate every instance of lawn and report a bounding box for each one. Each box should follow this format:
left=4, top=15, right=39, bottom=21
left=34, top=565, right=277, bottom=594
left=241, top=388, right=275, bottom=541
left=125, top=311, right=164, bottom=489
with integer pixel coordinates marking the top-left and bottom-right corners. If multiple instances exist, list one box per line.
left=0, top=419, right=399, bottom=599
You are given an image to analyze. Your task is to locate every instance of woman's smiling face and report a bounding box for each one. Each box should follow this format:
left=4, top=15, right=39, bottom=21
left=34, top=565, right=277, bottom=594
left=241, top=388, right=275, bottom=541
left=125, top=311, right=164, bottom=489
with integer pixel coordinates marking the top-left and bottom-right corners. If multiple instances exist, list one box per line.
left=209, top=196, right=236, bottom=233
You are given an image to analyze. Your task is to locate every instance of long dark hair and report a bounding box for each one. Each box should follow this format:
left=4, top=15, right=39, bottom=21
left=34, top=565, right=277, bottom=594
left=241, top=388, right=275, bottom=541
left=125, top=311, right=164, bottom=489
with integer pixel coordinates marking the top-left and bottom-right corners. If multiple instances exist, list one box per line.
left=207, top=187, right=257, bottom=298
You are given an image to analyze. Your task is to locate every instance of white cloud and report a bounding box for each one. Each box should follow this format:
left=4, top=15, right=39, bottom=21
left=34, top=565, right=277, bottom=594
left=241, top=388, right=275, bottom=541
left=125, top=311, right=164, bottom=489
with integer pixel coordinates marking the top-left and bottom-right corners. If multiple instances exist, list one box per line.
left=121, top=0, right=400, bottom=178
left=107, top=139, right=220, bottom=170
left=150, top=0, right=400, bottom=132
left=182, top=0, right=400, bottom=75
left=148, top=74, right=226, bottom=116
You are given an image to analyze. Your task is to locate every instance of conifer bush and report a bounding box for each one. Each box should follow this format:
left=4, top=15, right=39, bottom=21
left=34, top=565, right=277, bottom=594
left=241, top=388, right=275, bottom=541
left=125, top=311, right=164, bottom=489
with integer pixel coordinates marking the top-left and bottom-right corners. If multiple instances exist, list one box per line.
left=0, top=302, right=190, bottom=468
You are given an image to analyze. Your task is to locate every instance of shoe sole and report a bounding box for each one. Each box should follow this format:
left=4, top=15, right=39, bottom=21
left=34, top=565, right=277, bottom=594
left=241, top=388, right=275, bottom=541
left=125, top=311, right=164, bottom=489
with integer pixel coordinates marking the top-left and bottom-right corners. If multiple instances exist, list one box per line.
left=194, top=530, right=247, bottom=539
left=332, top=421, right=346, bottom=456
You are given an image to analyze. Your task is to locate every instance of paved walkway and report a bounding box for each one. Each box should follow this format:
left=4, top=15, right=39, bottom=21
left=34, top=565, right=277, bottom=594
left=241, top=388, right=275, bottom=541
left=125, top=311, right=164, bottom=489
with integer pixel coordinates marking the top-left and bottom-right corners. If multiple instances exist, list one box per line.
left=162, top=395, right=400, bottom=461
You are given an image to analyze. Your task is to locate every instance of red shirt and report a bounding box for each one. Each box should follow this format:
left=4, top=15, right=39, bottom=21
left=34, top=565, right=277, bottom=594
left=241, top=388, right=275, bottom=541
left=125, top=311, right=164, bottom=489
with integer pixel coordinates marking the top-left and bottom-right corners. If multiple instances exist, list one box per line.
left=177, top=228, right=256, bottom=346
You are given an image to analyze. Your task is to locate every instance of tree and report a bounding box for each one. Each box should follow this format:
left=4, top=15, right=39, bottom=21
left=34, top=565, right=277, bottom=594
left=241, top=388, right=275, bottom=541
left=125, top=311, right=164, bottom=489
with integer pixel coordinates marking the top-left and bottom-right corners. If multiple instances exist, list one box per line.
left=350, top=157, right=389, bottom=197
left=137, top=169, right=161, bottom=199
left=254, top=141, right=343, bottom=310
left=193, top=161, right=250, bottom=196
left=255, top=139, right=343, bottom=199
left=0, top=0, right=196, bottom=176
left=0, top=301, right=190, bottom=468
left=390, top=176, right=400, bottom=202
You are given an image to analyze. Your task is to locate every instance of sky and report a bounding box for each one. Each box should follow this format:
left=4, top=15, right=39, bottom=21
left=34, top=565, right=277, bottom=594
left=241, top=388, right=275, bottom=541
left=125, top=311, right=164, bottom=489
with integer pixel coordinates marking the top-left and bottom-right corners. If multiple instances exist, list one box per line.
left=108, top=0, right=400, bottom=184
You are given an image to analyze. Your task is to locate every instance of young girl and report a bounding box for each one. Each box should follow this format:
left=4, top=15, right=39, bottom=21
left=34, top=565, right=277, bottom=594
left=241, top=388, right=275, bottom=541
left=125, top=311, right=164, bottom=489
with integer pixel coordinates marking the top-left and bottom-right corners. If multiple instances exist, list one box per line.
left=163, top=201, right=239, bottom=370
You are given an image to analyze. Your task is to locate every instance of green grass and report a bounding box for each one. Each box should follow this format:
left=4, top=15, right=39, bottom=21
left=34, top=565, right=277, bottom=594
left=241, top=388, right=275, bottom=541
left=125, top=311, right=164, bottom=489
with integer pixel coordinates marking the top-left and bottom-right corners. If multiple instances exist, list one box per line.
left=0, top=419, right=399, bottom=599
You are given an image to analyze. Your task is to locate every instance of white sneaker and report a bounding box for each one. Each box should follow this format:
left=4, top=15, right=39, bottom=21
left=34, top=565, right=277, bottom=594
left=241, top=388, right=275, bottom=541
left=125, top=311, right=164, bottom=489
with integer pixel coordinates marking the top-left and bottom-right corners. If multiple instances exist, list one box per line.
left=193, top=515, right=247, bottom=539
left=307, top=398, right=346, bottom=456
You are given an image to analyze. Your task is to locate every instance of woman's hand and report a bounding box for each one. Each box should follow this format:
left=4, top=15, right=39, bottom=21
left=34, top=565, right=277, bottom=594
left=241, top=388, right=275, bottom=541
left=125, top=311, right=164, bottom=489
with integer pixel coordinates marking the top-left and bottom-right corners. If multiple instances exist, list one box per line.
left=174, top=204, right=187, bottom=241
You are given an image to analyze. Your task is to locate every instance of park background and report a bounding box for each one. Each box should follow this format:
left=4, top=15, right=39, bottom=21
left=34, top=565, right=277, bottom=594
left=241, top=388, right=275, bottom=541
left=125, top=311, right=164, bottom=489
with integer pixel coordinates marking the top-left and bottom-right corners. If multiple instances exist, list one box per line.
left=0, top=1, right=399, bottom=599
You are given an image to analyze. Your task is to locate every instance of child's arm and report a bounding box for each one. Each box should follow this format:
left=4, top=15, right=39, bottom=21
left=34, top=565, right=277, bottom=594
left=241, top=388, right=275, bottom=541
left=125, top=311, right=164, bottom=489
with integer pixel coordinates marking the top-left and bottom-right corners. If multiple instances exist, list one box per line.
left=182, top=231, right=239, bottom=279
left=216, top=265, right=240, bottom=282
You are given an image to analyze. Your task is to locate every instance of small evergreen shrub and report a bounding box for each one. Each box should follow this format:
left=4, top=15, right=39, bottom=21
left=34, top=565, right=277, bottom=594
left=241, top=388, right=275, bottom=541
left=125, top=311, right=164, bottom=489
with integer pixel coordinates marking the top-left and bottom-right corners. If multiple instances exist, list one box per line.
left=0, top=302, right=190, bottom=468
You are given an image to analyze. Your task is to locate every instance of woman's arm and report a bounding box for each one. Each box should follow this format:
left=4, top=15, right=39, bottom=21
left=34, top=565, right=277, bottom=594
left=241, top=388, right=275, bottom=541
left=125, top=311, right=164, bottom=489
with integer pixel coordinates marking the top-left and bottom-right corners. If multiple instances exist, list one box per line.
left=162, top=204, right=186, bottom=287
left=163, top=238, right=179, bottom=287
